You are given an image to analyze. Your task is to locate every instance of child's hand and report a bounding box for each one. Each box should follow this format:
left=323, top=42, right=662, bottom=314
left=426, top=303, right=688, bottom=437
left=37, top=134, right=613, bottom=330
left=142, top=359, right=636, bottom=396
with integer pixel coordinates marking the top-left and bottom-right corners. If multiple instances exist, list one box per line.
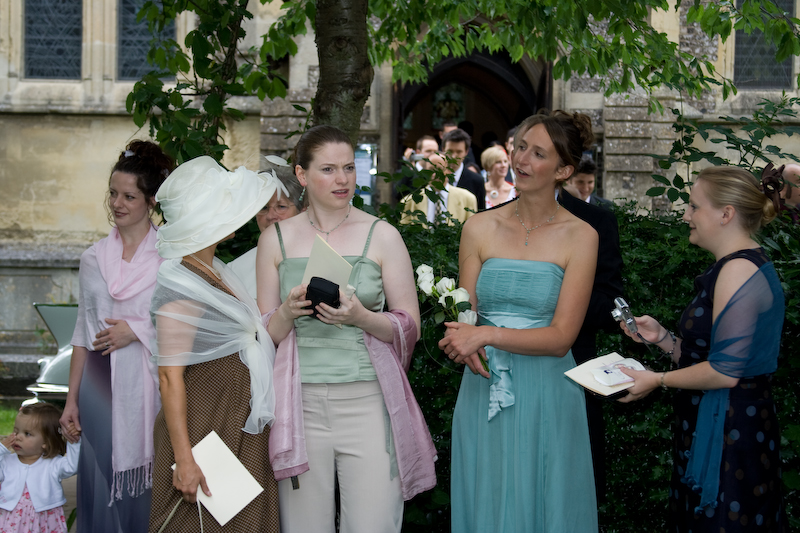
left=1, top=433, right=15, bottom=451
left=63, top=423, right=81, bottom=444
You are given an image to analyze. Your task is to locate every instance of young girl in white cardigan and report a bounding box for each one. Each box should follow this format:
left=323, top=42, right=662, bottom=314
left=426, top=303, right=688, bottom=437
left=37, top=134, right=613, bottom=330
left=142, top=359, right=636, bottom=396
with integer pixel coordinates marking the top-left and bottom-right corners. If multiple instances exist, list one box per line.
left=0, top=402, right=80, bottom=533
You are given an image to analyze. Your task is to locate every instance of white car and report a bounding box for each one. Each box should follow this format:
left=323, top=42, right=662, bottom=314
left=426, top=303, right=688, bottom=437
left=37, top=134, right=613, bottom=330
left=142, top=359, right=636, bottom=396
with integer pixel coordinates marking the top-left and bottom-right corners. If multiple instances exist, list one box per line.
left=27, top=303, right=77, bottom=400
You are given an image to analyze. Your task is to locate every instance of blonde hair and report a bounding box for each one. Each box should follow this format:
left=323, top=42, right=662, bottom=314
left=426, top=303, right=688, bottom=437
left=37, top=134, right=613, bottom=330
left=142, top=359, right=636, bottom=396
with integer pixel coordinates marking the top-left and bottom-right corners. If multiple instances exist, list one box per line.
left=695, top=166, right=777, bottom=234
left=480, top=145, right=508, bottom=171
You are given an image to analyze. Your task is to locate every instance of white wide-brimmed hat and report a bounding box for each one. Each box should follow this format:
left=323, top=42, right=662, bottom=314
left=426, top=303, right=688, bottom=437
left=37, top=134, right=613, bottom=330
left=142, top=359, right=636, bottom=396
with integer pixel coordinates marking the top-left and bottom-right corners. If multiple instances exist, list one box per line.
left=155, top=156, right=287, bottom=259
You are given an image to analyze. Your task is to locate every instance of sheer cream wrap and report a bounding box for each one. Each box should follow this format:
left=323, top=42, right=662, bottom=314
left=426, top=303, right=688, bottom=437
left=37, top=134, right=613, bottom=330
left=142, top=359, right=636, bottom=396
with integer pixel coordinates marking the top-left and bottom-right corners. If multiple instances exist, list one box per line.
left=150, top=258, right=276, bottom=433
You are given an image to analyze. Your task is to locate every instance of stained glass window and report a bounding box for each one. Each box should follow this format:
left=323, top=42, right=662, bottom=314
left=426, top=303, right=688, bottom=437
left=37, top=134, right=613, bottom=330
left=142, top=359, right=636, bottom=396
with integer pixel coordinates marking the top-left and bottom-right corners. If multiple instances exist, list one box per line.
left=24, top=0, right=82, bottom=79
left=734, top=0, right=795, bottom=89
left=118, top=0, right=175, bottom=80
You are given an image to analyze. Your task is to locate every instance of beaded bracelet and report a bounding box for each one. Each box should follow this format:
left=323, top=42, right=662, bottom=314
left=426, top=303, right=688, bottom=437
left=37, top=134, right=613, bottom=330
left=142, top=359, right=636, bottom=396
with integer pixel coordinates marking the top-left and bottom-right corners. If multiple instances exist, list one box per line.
left=662, top=330, right=677, bottom=360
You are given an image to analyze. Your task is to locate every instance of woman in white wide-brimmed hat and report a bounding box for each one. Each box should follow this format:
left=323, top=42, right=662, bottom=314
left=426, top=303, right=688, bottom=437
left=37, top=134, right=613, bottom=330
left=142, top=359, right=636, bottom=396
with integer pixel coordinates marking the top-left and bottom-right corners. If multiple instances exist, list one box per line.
left=148, top=156, right=285, bottom=532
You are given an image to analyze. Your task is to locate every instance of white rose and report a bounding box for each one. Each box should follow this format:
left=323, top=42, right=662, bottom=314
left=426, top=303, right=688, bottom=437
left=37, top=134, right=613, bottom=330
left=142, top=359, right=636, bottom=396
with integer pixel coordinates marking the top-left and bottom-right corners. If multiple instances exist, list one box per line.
left=416, top=264, right=434, bottom=277
left=450, top=287, right=470, bottom=305
left=419, top=279, right=434, bottom=296
left=458, top=309, right=477, bottom=325
left=417, top=271, right=434, bottom=286
left=434, top=277, right=455, bottom=296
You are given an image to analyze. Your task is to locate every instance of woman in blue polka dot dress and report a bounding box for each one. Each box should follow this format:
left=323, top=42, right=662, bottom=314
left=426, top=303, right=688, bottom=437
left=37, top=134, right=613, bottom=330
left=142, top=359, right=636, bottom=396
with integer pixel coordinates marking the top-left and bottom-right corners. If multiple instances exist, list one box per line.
left=618, top=166, right=788, bottom=532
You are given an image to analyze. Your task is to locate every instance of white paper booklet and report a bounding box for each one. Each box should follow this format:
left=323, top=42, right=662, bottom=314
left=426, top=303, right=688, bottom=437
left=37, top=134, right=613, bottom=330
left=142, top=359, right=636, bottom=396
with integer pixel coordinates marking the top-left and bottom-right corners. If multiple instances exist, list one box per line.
left=171, top=431, right=263, bottom=526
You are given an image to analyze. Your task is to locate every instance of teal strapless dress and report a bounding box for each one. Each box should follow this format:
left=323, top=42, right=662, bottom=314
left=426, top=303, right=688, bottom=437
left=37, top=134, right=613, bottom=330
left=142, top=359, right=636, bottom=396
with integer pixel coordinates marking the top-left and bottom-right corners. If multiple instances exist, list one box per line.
left=451, top=258, right=598, bottom=532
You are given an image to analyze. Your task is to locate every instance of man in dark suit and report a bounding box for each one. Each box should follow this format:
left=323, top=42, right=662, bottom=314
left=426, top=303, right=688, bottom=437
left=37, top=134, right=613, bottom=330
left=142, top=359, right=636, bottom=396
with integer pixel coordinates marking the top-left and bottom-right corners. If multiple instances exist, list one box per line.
left=566, top=155, right=614, bottom=209
left=442, top=128, right=486, bottom=210
left=557, top=186, right=624, bottom=503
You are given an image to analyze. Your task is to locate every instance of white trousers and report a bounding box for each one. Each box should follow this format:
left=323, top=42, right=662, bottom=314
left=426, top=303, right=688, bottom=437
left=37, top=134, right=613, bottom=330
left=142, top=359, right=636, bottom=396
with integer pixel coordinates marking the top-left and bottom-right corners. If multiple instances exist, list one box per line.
left=278, top=380, right=403, bottom=533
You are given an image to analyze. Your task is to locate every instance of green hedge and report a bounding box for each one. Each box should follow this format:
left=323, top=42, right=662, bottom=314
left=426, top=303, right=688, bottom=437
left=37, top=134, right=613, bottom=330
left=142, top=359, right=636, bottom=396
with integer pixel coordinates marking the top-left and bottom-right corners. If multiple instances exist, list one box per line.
left=396, top=206, right=800, bottom=532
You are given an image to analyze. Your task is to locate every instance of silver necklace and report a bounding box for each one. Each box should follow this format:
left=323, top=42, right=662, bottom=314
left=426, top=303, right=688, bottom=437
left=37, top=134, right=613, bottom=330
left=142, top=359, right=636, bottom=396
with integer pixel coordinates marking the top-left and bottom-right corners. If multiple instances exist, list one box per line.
left=515, top=199, right=559, bottom=246
left=308, top=205, right=351, bottom=241
left=190, top=253, right=221, bottom=279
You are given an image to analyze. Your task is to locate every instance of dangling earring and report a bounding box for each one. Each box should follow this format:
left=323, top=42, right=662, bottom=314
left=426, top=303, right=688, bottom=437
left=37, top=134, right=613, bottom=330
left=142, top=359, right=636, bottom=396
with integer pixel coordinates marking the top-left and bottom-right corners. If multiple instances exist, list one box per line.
left=298, top=187, right=305, bottom=203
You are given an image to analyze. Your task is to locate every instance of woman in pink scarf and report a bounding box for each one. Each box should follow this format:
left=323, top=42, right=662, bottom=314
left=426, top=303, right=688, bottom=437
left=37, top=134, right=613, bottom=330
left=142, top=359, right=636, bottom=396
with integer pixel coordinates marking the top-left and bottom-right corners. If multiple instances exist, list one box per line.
left=60, top=141, right=174, bottom=533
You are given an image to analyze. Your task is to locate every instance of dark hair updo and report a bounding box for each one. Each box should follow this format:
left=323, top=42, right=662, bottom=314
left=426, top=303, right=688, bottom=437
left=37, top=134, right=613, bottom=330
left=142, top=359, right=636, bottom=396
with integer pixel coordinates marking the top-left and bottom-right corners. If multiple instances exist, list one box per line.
left=110, top=140, right=175, bottom=201
left=514, top=110, right=594, bottom=172
left=292, top=125, right=354, bottom=171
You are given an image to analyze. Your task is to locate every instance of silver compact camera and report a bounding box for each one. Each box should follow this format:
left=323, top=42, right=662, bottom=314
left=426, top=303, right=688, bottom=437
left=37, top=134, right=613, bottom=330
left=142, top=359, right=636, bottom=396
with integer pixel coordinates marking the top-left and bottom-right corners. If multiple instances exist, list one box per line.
left=611, top=297, right=637, bottom=334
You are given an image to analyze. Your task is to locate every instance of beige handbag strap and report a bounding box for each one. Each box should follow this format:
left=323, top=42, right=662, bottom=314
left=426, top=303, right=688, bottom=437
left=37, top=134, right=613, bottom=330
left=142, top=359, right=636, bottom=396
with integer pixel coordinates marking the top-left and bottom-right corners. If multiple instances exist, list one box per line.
left=157, top=499, right=204, bottom=533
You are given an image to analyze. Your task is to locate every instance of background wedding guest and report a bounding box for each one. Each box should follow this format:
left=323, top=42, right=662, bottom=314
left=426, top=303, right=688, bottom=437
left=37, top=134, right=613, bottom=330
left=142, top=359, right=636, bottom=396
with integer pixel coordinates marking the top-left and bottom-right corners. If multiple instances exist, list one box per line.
left=566, top=155, right=613, bottom=208
left=258, top=125, right=436, bottom=533
left=148, top=156, right=283, bottom=532
left=440, top=110, right=599, bottom=531
left=60, top=140, right=173, bottom=533
left=229, top=162, right=307, bottom=298
left=442, top=128, right=486, bottom=210
left=401, top=153, right=477, bottom=226
left=482, top=145, right=515, bottom=209
left=781, top=163, right=800, bottom=222
left=397, top=135, right=440, bottom=200
left=619, top=166, right=787, bottom=531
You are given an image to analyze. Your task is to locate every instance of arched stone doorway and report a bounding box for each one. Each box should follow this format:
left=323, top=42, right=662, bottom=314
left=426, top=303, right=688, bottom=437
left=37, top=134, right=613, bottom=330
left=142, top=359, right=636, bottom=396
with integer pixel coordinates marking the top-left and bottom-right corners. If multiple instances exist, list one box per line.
left=395, top=51, right=550, bottom=164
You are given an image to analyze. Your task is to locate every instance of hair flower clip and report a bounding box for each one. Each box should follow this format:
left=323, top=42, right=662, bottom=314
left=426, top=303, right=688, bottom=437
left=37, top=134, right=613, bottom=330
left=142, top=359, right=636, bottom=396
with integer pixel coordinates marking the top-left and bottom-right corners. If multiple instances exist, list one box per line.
left=760, top=163, right=785, bottom=213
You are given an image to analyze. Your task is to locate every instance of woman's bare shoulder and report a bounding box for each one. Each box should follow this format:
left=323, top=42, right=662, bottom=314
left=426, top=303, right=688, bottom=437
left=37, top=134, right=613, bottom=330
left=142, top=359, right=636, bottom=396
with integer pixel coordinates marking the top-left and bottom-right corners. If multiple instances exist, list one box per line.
left=465, top=202, right=509, bottom=233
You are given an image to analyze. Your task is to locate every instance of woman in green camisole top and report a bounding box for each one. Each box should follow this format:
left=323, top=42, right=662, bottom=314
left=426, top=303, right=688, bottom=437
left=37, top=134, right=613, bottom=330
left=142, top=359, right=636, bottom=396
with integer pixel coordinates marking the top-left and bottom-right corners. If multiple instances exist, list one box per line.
left=257, top=125, right=435, bottom=533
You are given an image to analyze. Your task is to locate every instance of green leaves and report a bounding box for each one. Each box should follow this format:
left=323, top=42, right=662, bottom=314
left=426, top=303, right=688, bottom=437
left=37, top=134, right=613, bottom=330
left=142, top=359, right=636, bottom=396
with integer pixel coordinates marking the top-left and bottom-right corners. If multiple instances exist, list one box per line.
left=646, top=95, right=800, bottom=204
left=127, top=0, right=292, bottom=163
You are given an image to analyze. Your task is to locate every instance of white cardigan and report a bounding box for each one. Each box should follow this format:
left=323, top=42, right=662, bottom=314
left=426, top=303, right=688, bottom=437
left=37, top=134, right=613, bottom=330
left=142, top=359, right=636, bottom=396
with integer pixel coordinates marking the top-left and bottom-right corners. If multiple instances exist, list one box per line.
left=0, top=440, right=80, bottom=512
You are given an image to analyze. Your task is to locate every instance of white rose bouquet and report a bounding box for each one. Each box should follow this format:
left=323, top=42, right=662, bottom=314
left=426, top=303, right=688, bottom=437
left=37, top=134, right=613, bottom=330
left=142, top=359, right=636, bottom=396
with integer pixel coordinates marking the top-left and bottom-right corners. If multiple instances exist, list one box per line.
left=415, top=264, right=487, bottom=372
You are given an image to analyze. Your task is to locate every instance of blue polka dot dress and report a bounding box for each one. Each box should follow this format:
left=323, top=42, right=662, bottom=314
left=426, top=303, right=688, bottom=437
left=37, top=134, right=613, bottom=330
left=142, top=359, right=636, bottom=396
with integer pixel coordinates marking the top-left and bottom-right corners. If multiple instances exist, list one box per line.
left=671, top=248, right=787, bottom=532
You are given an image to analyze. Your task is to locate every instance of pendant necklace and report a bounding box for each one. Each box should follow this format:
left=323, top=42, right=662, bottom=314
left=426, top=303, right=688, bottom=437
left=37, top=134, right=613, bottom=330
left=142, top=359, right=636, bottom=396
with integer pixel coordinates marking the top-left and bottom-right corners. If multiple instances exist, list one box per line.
left=515, top=199, right=559, bottom=246
left=309, top=205, right=351, bottom=241
left=190, top=253, right=221, bottom=279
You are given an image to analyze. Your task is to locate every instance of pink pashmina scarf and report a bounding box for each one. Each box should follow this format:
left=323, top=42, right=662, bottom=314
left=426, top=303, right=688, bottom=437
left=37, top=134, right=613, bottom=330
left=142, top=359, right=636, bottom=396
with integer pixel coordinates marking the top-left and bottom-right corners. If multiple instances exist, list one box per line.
left=94, top=225, right=162, bottom=502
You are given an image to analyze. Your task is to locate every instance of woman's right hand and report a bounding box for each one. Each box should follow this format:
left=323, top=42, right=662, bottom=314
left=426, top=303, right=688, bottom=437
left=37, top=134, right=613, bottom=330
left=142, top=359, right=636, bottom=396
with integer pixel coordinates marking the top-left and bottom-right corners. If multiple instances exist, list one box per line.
left=173, top=458, right=211, bottom=503
left=59, top=402, right=81, bottom=442
left=279, top=284, right=313, bottom=322
left=618, top=315, right=665, bottom=345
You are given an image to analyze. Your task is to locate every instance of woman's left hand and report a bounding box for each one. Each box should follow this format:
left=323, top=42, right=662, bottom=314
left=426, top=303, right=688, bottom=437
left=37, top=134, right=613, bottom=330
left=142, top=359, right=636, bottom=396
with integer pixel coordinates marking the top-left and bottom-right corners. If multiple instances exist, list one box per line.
left=439, top=322, right=490, bottom=378
left=92, top=318, right=137, bottom=355
left=315, top=290, right=367, bottom=327
left=616, top=367, right=660, bottom=403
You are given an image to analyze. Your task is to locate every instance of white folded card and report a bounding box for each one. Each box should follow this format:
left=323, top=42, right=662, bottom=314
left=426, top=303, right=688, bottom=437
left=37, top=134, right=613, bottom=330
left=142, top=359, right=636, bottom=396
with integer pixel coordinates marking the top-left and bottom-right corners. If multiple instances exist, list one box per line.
left=302, top=234, right=353, bottom=288
left=171, top=431, right=263, bottom=526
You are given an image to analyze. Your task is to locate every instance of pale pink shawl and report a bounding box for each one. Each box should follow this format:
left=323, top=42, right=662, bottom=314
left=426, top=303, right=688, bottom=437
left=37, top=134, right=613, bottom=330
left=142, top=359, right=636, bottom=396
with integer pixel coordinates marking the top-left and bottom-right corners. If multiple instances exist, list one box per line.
left=267, top=309, right=437, bottom=501
left=71, top=225, right=162, bottom=502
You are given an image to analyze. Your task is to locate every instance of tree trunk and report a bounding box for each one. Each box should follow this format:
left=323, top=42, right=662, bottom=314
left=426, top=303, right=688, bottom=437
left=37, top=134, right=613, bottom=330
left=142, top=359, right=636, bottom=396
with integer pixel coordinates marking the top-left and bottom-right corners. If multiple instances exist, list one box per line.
left=313, top=0, right=373, bottom=144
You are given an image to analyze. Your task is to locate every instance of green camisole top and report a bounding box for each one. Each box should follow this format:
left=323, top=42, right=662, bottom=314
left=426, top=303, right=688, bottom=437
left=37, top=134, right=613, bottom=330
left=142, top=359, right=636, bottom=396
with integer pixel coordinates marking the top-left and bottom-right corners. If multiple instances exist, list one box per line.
left=276, top=220, right=385, bottom=383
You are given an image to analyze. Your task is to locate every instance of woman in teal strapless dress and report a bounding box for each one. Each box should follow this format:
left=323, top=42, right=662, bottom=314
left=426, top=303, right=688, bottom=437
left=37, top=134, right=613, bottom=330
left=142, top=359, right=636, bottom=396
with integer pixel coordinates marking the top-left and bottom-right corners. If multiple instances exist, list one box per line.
left=440, top=110, right=600, bottom=532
